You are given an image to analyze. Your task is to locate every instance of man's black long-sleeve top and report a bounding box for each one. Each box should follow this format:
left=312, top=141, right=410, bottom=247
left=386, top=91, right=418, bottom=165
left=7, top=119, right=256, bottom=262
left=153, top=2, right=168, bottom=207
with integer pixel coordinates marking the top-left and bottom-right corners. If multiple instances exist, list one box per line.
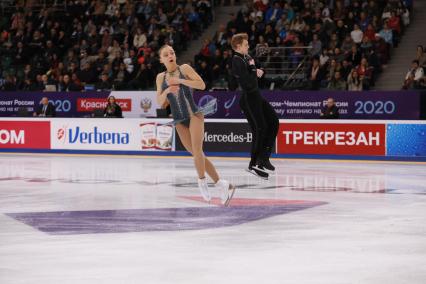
left=321, top=105, right=339, bottom=119
left=231, top=51, right=259, bottom=93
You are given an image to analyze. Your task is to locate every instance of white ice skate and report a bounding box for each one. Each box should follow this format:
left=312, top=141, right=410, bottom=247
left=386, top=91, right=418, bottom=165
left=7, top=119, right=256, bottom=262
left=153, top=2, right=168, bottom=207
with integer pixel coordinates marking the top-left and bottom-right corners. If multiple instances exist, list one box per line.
left=216, top=179, right=236, bottom=206
left=198, top=178, right=211, bottom=202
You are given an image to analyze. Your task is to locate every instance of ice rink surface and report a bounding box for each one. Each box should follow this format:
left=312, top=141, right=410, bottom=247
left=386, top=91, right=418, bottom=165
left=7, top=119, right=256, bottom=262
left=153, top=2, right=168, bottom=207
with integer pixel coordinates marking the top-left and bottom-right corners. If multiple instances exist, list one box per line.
left=0, top=154, right=425, bottom=284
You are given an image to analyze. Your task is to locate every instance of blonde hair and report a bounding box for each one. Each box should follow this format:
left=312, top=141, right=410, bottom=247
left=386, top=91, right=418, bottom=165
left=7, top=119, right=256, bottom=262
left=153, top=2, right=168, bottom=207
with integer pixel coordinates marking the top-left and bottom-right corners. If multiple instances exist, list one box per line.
left=158, top=44, right=172, bottom=56
left=231, top=33, right=248, bottom=50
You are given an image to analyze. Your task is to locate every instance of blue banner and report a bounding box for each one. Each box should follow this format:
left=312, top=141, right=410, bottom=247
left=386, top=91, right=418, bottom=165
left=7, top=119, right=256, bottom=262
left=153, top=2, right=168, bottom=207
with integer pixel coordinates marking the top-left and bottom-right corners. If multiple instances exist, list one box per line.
left=387, top=124, right=426, bottom=157
left=193, top=91, right=422, bottom=120
left=1, top=90, right=422, bottom=120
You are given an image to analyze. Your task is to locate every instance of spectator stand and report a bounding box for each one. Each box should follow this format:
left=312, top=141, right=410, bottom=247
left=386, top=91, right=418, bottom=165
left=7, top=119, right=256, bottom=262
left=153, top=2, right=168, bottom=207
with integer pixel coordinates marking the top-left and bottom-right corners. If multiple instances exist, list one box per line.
left=197, top=0, right=412, bottom=92
left=0, top=0, right=215, bottom=92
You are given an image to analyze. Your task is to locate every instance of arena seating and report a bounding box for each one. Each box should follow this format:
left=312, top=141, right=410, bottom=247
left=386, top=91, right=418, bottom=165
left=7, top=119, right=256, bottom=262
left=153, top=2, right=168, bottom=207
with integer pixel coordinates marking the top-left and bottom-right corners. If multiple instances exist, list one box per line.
left=0, top=0, right=414, bottom=92
left=195, top=0, right=413, bottom=91
left=0, top=0, right=213, bottom=91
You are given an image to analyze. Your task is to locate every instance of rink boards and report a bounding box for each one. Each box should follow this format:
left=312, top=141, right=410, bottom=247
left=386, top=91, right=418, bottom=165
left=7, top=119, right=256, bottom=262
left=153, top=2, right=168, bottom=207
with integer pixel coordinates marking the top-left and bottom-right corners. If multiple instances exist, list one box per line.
left=0, top=118, right=426, bottom=161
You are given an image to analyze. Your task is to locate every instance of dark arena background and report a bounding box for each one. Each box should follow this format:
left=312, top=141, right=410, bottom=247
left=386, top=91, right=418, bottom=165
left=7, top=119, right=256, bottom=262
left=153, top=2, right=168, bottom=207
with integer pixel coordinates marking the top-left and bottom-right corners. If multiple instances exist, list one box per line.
left=0, top=0, right=425, bottom=283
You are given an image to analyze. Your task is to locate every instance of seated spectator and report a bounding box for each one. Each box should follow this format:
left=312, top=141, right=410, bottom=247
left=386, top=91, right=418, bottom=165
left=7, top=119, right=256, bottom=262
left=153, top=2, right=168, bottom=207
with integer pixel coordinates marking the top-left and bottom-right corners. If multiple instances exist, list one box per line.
left=306, top=57, right=324, bottom=90
left=415, top=45, right=426, bottom=67
left=340, top=59, right=353, bottom=80
left=387, top=11, right=401, bottom=46
left=327, top=71, right=347, bottom=91
left=364, top=24, right=377, bottom=42
left=329, top=33, right=340, bottom=51
left=309, top=34, right=322, bottom=57
left=211, top=49, right=224, bottom=81
left=96, top=73, right=113, bottom=91
left=356, top=58, right=374, bottom=90
left=33, top=97, right=56, bottom=117
left=320, top=98, right=339, bottom=119
left=1, top=75, right=17, bottom=91
left=379, top=22, right=393, bottom=46
left=350, top=24, right=364, bottom=44
left=290, top=14, right=305, bottom=32
left=326, top=59, right=340, bottom=82
left=374, top=33, right=391, bottom=65
left=347, top=44, right=362, bottom=66
left=340, top=35, right=356, bottom=56
left=113, top=63, right=131, bottom=90
left=78, top=63, right=97, bottom=85
left=347, top=69, right=363, bottom=91
left=360, top=37, right=373, bottom=54
left=333, top=47, right=345, bottom=63
left=289, top=37, right=304, bottom=67
left=319, top=49, right=330, bottom=67
left=104, top=96, right=123, bottom=118
left=334, top=19, right=348, bottom=39
left=197, top=61, right=213, bottom=90
left=403, top=60, right=424, bottom=89
left=265, top=2, right=283, bottom=24
left=59, top=74, right=82, bottom=92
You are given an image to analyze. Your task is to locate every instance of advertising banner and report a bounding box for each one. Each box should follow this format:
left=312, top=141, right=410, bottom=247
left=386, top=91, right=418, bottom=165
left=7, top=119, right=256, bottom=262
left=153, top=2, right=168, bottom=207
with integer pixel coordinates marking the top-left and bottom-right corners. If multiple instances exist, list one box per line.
left=0, top=121, right=50, bottom=149
left=51, top=119, right=173, bottom=151
left=175, top=121, right=252, bottom=152
left=76, top=98, right=132, bottom=112
left=1, top=118, right=425, bottom=160
left=0, top=91, right=159, bottom=118
left=386, top=124, right=426, bottom=157
left=193, top=91, right=421, bottom=120
left=0, top=92, right=109, bottom=117
left=139, top=122, right=173, bottom=150
left=277, top=122, right=386, bottom=156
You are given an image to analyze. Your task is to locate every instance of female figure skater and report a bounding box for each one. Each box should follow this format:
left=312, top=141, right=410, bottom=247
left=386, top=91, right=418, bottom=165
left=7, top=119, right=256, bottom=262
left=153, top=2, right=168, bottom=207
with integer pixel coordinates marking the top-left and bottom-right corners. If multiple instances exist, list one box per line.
left=156, top=44, right=235, bottom=205
left=231, top=33, right=279, bottom=180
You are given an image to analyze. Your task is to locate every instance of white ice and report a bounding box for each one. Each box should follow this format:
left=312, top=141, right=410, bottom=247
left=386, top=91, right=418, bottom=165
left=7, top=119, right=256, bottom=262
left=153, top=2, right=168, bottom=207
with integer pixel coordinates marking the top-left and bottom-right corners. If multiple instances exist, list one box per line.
left=0, top=154, right=425, bottom=284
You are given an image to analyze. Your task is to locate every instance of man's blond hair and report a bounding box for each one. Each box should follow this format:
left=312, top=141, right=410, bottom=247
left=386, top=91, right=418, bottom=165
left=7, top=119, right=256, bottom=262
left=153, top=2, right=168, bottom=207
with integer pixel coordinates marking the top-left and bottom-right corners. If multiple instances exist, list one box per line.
left=231, top=33, right=248, bottom=50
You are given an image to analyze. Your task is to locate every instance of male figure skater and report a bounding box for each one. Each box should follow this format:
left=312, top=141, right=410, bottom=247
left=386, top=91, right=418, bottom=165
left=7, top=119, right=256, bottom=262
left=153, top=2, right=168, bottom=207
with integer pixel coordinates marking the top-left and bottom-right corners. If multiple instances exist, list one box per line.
left=231, top=33, right=279, bottom=179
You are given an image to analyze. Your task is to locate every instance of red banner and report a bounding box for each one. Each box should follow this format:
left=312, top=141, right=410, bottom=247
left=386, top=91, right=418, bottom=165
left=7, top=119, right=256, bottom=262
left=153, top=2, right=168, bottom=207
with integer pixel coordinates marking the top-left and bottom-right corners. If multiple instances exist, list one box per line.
left=277, top=123, right=386, bottom=156
left=0, top=121, right=51, bottom=149
left=77, top=98, right=132, bottom=112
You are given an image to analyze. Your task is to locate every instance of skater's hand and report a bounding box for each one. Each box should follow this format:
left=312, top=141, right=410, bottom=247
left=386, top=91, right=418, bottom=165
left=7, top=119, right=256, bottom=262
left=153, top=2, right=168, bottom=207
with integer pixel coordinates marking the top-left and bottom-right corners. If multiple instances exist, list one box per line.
left=248, top=59, right=255, bottom=65
left=167, top=77, right=182, bottom=86
left=256, top=69, right=264, bottom=78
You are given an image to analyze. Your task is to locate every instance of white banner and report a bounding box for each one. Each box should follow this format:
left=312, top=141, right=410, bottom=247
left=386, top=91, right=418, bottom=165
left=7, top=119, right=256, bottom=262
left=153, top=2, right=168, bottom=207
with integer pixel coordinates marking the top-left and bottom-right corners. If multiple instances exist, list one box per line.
left=51, top=118, right=174, bottom=151
left=110, top=91, right=159, bottom=118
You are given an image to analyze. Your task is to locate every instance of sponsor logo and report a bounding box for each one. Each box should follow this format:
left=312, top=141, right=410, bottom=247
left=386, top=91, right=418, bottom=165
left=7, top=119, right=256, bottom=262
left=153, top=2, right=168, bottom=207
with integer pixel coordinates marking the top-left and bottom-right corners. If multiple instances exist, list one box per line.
left=198, top=95, right=217, bottom=116
left=77, top=98, right=132, bottom=112
left=0, top=121, right=50, bottom=149
left=0, top=129, right=25, bottom=144
left=176, top=122, right=252, bottom=152
left=0, top=100, right=34, bottom=106
left=204, top=131, right=252, bottom=143
left=57, top=126, right=129, bottom=145
left=224, top=95, right=237, bottom=117
left=140, top=98, right=152, bottom=113
left=282, top=131, right=380, bottom=146
left=277, top=123, right=386, bottom=156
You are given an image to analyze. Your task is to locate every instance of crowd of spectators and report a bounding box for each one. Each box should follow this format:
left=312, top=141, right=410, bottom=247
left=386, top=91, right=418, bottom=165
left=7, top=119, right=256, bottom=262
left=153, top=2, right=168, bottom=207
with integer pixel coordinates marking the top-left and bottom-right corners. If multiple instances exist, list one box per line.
left=0, top=0, right=213, bottom=91
left=0, top=0, right=416, bottom=92
left=194, top=0, right=413, bottom=91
